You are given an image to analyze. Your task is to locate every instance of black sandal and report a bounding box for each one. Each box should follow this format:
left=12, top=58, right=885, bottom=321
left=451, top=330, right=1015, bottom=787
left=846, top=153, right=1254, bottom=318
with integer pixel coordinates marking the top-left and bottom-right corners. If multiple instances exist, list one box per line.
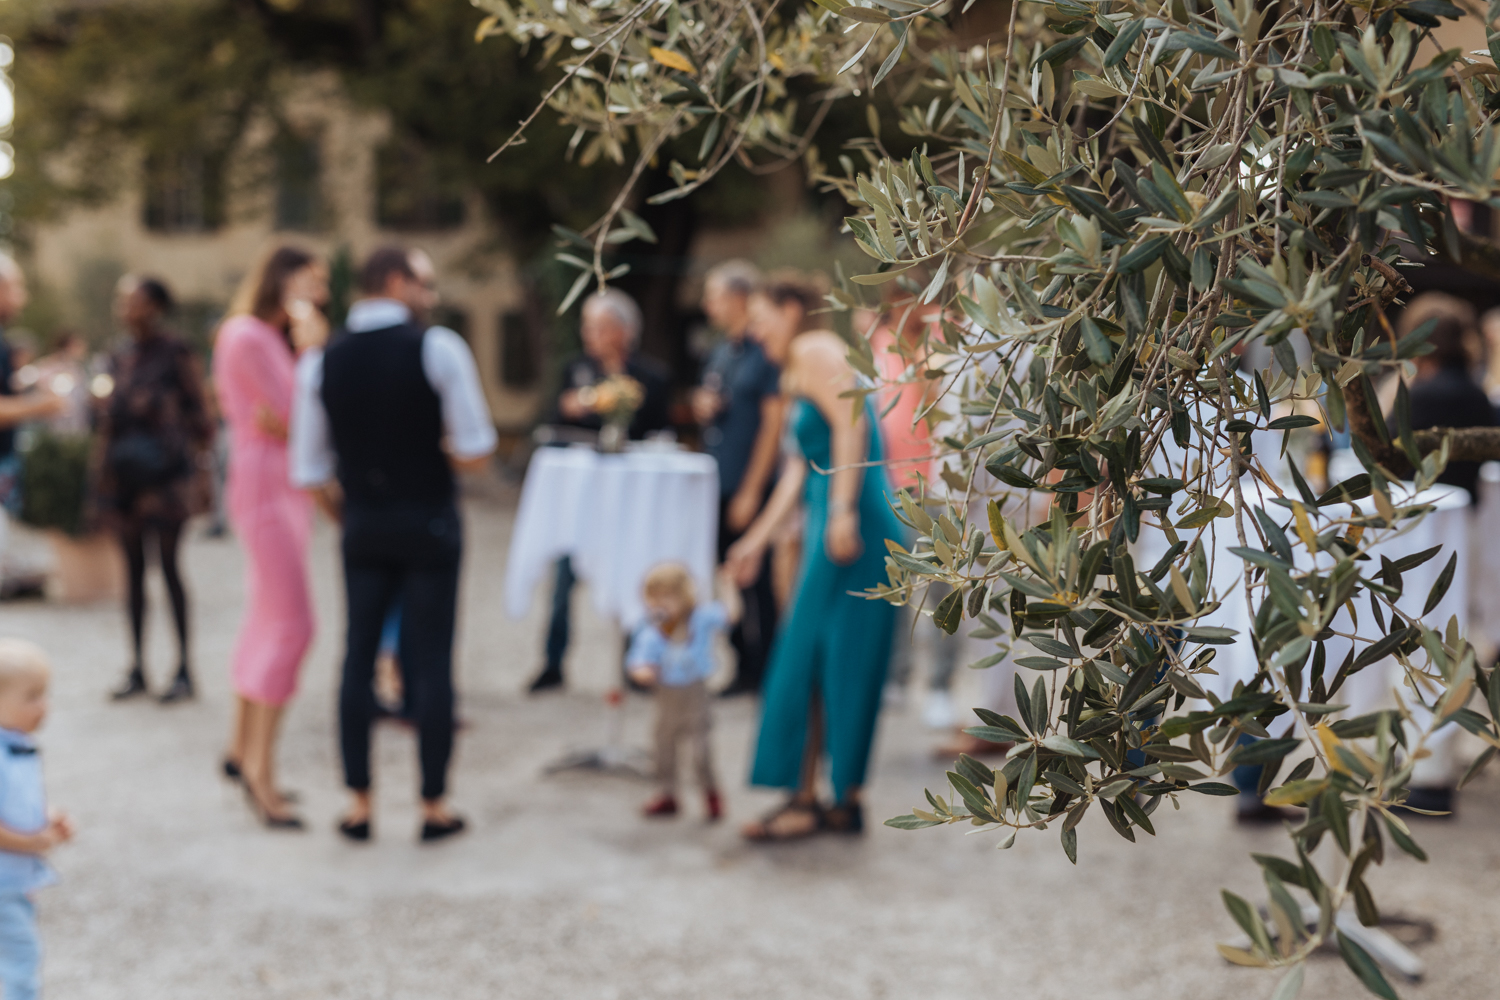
left=823, top=801, right=864, bottom=835
left=741, top=799, right=824, bottom=842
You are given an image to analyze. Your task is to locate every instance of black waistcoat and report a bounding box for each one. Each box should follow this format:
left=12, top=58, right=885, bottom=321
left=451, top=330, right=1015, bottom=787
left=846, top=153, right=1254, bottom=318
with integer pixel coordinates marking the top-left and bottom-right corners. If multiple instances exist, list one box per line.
left=320, top=322, right=454, bottom=508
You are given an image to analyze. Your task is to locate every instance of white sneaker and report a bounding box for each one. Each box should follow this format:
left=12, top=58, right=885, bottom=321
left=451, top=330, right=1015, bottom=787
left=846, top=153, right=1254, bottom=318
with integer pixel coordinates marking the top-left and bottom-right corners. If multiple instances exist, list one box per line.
left=922, top=689, right=955, bottom=730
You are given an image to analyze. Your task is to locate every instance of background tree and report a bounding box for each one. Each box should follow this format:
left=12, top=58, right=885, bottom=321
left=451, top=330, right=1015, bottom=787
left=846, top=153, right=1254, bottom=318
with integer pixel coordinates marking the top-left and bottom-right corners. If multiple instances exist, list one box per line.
left=483, top=0, right=1500, bottom=995
left=1, top=0, right=878, bottom=378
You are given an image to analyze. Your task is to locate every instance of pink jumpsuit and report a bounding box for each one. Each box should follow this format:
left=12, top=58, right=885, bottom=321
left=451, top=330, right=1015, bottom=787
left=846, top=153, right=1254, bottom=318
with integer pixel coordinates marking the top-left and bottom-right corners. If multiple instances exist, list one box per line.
left=213, top=315, right=315, bottom=706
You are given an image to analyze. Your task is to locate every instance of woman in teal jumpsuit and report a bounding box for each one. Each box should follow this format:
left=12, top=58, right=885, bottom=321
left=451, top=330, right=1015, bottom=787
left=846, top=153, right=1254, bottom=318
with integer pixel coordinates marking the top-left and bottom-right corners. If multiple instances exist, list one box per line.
left=725, top=275, right=904, bottom=839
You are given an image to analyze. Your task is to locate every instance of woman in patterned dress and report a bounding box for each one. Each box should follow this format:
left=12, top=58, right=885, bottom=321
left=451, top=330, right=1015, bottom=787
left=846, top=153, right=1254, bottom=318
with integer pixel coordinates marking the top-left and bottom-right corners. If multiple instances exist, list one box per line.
left=100, top=277, right=214, bottom=705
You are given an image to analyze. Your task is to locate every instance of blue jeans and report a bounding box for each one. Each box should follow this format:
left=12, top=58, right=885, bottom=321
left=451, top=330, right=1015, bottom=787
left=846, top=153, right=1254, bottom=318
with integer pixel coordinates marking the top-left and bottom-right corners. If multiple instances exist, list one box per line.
left=0, top=893, right=40, bottom=1000
left=379, top=604, right=402, bottom=657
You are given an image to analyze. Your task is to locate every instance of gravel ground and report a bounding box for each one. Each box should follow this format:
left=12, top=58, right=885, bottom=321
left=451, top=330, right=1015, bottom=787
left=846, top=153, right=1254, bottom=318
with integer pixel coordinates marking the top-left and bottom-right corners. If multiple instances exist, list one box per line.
left=1, top=488, right=1496, bottom=999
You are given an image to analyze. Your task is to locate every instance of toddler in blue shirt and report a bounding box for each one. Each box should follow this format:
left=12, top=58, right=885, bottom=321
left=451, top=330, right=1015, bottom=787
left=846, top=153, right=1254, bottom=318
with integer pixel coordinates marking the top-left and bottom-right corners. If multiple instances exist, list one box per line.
left=0, top=638, right=72, bottom=1000
left=627, top=563, right=739, bottom=821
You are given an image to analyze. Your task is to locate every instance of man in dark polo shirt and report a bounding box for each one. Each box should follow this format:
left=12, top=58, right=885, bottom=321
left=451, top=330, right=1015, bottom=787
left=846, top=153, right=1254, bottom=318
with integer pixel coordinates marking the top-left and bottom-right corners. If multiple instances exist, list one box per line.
left=290, top=246, right=496, bottom=842
left=692, top=260, right=783, bottom=695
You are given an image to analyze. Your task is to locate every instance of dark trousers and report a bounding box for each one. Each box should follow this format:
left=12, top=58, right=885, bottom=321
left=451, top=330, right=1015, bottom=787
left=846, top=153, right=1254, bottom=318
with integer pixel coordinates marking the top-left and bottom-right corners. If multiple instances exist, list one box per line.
left=544, top=556, right=575, bottom=674
left=718, top=495, right=778, bottom=693
left=1232, top=733, right=1265, bottom=796
left=340, top=502, right=462, bottom=801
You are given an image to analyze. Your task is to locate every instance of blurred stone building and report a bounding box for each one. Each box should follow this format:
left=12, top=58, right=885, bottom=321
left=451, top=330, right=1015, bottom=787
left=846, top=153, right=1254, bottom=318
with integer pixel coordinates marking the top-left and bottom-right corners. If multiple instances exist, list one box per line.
left=25, top=73, right=543, bottom=431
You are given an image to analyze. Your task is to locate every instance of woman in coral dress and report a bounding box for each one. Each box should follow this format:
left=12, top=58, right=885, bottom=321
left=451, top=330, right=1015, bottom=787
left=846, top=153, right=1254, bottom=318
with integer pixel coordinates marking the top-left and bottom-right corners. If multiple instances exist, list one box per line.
left=212, top=247, right=329, bottom=829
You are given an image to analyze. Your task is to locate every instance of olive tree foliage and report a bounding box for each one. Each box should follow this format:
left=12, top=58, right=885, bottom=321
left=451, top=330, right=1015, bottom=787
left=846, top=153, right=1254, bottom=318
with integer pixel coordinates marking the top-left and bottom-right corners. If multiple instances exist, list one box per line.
left=478, top=0, right=1500, bottom=992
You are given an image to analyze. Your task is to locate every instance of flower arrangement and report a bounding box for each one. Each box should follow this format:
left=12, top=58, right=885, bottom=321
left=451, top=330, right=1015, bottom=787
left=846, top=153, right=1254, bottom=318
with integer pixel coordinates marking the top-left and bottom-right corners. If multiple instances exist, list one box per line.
left=577, top=374, right=645, bottom=451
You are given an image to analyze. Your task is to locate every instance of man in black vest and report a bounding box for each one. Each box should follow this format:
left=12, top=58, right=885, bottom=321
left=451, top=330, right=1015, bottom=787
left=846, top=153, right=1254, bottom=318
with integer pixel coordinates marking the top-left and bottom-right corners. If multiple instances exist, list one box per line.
left=290, top=246, right=496, bottom=842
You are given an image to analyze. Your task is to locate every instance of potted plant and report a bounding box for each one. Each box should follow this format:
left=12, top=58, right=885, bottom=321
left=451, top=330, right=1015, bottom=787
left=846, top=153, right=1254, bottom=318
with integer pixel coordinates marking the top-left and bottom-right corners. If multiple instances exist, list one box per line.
left=20, top=429, right=122, bottom=602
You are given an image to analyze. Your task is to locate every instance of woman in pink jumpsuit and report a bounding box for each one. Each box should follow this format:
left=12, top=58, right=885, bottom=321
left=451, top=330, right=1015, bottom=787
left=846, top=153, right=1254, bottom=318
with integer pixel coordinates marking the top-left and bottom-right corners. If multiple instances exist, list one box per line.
left=213, top=247, right=329, bottom=829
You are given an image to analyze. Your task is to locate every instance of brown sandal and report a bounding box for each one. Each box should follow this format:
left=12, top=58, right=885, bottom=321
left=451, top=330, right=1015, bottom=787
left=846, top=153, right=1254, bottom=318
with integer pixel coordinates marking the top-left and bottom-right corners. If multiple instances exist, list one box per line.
left=741, top=799, right=824, bottom=842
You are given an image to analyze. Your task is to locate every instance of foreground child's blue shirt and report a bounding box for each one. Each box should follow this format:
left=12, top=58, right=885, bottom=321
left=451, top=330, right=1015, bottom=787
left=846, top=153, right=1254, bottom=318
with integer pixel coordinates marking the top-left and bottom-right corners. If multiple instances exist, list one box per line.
left=0, top=727, right=54, bottom=895
left=627, top=602, right=729, bottom=687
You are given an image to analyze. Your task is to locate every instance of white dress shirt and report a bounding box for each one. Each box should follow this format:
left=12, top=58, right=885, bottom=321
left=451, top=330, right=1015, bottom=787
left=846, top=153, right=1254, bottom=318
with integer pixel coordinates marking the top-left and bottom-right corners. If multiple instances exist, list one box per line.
left=289, top=299, right=497, bottom=489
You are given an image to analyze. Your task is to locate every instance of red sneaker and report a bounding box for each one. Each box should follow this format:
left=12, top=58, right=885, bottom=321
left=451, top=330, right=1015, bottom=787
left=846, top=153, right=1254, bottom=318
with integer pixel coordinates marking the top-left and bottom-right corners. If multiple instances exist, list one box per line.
left=705, top=789, right=723, bottom=822
left=642, top=793, right=678, bottom=818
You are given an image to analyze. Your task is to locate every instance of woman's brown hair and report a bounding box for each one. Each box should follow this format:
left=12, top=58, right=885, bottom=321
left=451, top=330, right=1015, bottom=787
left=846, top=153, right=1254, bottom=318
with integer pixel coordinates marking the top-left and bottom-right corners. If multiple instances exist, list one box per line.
left=227, top=246, right=317, bottom=332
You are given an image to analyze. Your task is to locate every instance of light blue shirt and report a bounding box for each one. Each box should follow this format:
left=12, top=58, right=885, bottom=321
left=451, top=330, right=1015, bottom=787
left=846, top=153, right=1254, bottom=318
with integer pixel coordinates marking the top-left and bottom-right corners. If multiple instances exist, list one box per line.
left=627, top=603, right=729, bottom=687
left=0, top=728, right=54, bottom=895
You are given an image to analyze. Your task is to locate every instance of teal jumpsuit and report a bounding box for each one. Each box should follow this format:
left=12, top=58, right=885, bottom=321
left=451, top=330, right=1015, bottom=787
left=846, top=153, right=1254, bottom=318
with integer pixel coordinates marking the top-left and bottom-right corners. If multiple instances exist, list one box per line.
left=749, top=398, right=905, bottom=802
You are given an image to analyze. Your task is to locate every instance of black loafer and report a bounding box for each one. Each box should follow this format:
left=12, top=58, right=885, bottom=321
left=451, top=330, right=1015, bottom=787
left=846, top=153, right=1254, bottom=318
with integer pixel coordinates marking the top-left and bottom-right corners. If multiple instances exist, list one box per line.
left=420, top=815, right=467, bottom=843
left=527, top=668, right=563, bottom=694
left=337, top=818, right=371, bottom=842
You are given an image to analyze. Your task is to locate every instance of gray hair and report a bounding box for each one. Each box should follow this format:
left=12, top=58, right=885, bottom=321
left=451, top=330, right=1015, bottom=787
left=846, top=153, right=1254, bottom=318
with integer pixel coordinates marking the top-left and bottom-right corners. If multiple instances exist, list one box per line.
left=704, top=259, right=760, bottom=298
left=583, top=288, right=643, bottom=345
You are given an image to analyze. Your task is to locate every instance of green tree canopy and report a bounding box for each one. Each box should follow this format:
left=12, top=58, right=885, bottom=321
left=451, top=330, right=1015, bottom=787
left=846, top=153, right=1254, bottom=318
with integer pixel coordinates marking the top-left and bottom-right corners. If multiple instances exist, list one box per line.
left=2, top=0, right=618, bottom=239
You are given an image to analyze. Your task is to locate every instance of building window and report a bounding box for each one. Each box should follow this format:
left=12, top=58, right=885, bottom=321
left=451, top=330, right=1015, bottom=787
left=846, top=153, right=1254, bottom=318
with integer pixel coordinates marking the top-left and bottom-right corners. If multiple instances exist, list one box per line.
left=143, top=151, right=222, bottom=233
left=500, top=309, right=538, bottom=388
left=374, top=137, right=465, bottom=231
left=433, top=306, right=469, bottom=341
left=274, top=132, right=323, bottom=231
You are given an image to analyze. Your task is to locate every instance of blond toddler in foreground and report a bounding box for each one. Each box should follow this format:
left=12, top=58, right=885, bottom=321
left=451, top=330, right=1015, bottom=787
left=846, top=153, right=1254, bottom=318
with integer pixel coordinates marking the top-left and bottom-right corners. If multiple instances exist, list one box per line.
left=628, top=565, right=741, bottom=821
left=0, top=638, right=72, bottom=1000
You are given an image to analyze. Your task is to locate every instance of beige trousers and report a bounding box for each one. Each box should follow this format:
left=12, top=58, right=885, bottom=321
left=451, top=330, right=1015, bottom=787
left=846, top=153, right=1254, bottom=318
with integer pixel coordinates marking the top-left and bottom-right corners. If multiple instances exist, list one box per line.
left=654, top=680, right=717, bottom=794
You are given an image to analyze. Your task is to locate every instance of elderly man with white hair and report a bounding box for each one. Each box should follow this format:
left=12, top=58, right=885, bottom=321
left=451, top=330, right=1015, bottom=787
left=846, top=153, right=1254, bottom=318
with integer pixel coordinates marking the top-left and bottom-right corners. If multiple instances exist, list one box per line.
left=528, top=287, right=671, bottom=693
left=0, top=255, right=64, bottom=573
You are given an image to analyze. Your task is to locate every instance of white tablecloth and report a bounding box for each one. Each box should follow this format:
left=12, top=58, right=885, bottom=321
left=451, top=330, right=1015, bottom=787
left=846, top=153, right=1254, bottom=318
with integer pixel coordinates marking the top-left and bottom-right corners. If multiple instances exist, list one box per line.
left=503, top=446, right=719, bottom=628
left=1471, top=463, right=1500, bottom=650
left=1204, top=483, right=1470, bottom=784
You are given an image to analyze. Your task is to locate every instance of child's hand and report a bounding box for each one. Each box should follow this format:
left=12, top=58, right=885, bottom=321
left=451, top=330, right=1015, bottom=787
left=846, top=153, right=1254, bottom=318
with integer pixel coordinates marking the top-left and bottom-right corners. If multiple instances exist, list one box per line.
left=28, top=823, right=66, bottom=853
left=628, top=666, right=657, bottom=688
left=48, top=811, right=74, bottom=845
left=724, top=537, right=766, bottom=589
left=714, top=568, right=744, bottom=624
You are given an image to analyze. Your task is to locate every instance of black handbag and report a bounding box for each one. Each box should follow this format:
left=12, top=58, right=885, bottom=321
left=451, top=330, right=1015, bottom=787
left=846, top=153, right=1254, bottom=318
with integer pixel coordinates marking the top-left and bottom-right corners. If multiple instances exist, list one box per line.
left=107, top=431, right=186, bottom=493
